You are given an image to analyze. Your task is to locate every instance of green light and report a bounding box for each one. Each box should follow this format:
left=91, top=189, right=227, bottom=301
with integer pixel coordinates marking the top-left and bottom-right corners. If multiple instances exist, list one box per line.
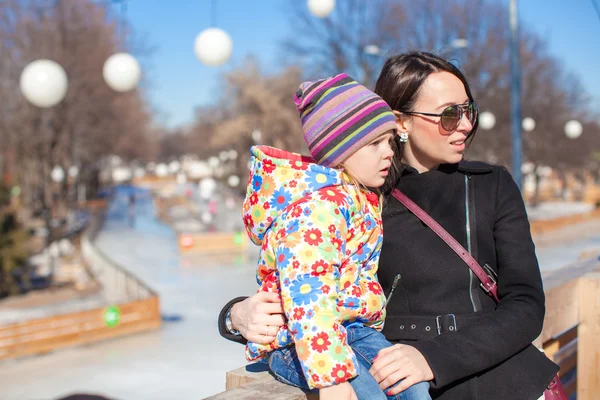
left=103, top=305, right=121, bottom=327
left=233, top=232, right=244, bottom=246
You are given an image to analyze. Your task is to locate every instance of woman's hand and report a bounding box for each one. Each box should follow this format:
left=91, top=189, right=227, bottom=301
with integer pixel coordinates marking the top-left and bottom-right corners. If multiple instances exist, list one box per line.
left=319, top=382, right=357, bottom=400
left=230, top=291, right=285, bottom=344
left=369, top=344, right=434, bottom=396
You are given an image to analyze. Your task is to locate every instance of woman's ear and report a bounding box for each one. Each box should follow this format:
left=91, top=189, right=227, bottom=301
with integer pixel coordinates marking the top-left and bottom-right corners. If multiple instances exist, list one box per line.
left=393, top=111, right=410, bottom=136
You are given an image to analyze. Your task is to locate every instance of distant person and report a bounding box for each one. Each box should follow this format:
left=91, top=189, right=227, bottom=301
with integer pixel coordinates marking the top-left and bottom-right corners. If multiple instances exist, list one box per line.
left=128, top=193, right=136, bottom=227
left=233, top=74, right=431, bottom=400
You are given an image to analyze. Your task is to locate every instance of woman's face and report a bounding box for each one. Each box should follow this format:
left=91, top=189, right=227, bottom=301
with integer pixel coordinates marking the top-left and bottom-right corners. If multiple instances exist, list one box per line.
left=399, top=71, right=474, bottom=172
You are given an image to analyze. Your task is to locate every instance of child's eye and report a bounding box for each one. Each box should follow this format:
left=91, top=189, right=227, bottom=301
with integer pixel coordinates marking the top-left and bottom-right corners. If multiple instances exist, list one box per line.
left=371, top=140, right=381, bottom=146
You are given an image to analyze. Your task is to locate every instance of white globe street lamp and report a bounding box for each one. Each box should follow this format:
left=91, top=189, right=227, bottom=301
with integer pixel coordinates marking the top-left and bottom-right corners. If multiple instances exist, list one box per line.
left=194, top=28, right=233, bottom=66
left=103, top=53, right=141, bottom=92
left=522, top=117, right=536, bottom=132
left=252, top=129, right=262, bottom=143
left=479, top=111, right=496, bottom=130
left=364, top=44, right=382, bottom=56
left=564, top=120, right=583, bottom=139
left=51, top=166, right=65, bottom=183
left=228, top=175, right=240, bottom=187
left=68, top=166, right=79, bottom=178
left=307, top=0, right=336, bottom=18
left=20, top=60, right=68, bottom=108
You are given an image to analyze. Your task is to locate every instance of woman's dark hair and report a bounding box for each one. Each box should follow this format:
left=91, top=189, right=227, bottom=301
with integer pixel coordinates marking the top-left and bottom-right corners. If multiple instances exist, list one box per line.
left=374, top=51, right=478, bottom=193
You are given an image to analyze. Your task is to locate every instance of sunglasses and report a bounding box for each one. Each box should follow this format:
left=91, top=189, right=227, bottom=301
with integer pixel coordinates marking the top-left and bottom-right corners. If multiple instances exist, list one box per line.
left=400, top=102, right=478, bottom=132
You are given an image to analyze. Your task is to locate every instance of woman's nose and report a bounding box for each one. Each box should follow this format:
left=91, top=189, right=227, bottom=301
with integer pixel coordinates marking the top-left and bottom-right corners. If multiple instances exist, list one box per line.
left=457, top=112, right=473, bottom=132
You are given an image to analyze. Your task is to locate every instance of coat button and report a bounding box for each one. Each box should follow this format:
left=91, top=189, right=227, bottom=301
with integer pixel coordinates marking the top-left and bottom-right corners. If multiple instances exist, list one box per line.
left=399, top=325, right=404, bottom=330
left=425, top=326, right=431, bottom=331
left=411, top=324, right=416, bottom=330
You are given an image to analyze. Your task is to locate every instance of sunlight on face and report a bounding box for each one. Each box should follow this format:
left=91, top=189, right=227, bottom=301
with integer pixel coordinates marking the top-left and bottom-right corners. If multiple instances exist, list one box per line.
left=402, top=71, right=474, bottom=172
left=342, top=131, right=395, bottom=188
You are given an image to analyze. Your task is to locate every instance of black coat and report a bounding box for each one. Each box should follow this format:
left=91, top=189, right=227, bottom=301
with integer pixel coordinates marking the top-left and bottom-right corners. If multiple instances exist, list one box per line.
left=378, top=160, right=558, bottom=399
left=218, top=160, right=559, bottom=399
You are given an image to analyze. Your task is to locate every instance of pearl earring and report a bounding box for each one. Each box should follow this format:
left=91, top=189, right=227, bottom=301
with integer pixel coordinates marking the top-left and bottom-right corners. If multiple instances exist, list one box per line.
left=399, top=132, right=409, bottom=143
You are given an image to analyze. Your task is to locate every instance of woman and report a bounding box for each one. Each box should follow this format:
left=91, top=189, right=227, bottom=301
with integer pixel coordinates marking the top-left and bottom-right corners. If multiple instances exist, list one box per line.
left=218, top=51, right=559, bottom=399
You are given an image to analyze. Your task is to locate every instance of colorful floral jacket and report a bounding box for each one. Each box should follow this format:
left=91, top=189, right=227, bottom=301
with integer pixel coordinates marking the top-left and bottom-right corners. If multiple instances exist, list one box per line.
left=242, top=146, right=387, bottom=389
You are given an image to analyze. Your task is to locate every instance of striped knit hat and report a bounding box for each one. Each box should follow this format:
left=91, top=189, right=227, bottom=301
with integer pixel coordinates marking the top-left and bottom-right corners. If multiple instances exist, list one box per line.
left=293, top=73, right=397, bottom=168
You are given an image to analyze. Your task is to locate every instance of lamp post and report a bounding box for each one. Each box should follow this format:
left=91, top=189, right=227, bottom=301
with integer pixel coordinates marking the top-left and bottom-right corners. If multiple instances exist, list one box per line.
left=509, top=0, right=523, bottom=190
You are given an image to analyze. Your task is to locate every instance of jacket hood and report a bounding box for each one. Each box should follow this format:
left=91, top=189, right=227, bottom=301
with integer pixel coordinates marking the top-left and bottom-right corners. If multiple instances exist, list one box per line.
left=242, top=145, right=344, bottom=245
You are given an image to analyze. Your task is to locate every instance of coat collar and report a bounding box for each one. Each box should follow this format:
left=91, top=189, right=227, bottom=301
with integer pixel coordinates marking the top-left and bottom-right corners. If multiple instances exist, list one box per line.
left=401, top=159, right=494, bottom=176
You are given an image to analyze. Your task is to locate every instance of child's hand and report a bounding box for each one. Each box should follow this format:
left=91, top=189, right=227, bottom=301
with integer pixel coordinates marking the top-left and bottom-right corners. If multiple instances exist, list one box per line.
left=319, top=382, right=357, bottom=400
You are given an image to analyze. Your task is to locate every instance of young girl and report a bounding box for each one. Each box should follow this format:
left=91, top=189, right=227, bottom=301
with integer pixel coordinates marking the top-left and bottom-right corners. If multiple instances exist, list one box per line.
left=241, top=73, right=431, bottom=400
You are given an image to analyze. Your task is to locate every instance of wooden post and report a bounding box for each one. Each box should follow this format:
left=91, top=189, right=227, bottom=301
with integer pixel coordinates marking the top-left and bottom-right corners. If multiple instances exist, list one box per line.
left=577, top=273, right=600, bottom=399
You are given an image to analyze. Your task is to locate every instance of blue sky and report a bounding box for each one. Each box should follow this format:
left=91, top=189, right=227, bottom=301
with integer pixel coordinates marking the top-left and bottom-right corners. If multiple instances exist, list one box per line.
left=118, top=1, right=600, bottom=128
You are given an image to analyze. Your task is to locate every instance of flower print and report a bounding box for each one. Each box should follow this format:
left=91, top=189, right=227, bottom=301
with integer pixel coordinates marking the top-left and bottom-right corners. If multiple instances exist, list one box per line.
left=290, top=275, right=323, bottom=305
left=351, top=285, right=361, bottom=297
left=313, top=353, right=334, bottom=374
left=338, top=206, right=350, bottom=222
left=368, top=281, right=383, bottom=295
left=306, top=309, right=315, bottom=319
left=262, top=273, right=278, bottom=291
left=303, top=207, right=312, bottom=217
left=331, top=237, right=343, bottom=252
left=330, top=342, right=348, bottom=362
left=270, top=187, right=293, bottom=211
left=286, top=219, right=300, bottom=234
left=291, top=322, right=304, bottom=339
left=261, top=176, right=276, bottom=197
left=311, top=332, right=331, bottom=353
left=304, top=228, right=323, bottom=246
left=311, top=374, right=320, bottom=384
left=252, top=175, right=262, bottom=191
left=364, top=215, right=376, bottom=231
left=306, top=164, right=337, bottom=190
left=275, top=228, right=286, bottom=241
left=310, top=260, right=329, bottom=276
left=275, top=247, right=293, bottom=269
left=263, top=159, right=276, bottom=173
left=366, top=192, right=379, bottom=207
left=318, top=187, right=347, bottom=206
left=331, top=364, right=353, bottom=384
left=322, top=284, right=330, bottom=294
left=292, top=260, right=300, bottom=269
left=290, top=159, right=309, bottom=171
left=263, top=201, right=271, bottom=210
left=275, top=166, right=293, bottom=181
left=289, top=180, right=297, bottom=188
left=292, top=307, right=305, bottom=320
left=345, top=297, right=360, bottom=308
left=249, top=192, right=259, bottom=205
left=347, top=228, right=355, bottom=241
left=243, top=214, right=254, bottom=228
left=282, top=277, right=290, bottom=286
left=291, top=206, right=303, bottom=218
left=296, top=340, right=309, bottom=361
left=328, top=224, right=337, bottom=234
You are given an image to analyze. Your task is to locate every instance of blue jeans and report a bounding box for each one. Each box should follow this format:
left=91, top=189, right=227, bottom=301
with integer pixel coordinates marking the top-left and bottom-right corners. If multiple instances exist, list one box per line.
left=268, top=324, right=431, bottom=400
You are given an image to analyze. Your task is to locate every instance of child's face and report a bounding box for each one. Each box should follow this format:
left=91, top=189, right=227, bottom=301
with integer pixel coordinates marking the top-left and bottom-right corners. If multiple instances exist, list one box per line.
left=342, top=131, right=395, bottom=188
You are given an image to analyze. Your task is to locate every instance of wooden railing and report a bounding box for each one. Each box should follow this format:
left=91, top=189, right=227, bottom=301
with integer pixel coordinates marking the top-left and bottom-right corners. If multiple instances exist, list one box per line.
left=0, top=207, right=162, bottom=361
left=208, top=261, right=600, bottom=399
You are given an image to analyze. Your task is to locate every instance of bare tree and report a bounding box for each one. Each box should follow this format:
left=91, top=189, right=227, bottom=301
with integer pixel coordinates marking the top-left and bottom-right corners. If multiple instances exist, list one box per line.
left=0, top=0, right=156, bottom=213
left=186, top=58, right=308, bottom=182
left=280, top=0, right=600, bottom=176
